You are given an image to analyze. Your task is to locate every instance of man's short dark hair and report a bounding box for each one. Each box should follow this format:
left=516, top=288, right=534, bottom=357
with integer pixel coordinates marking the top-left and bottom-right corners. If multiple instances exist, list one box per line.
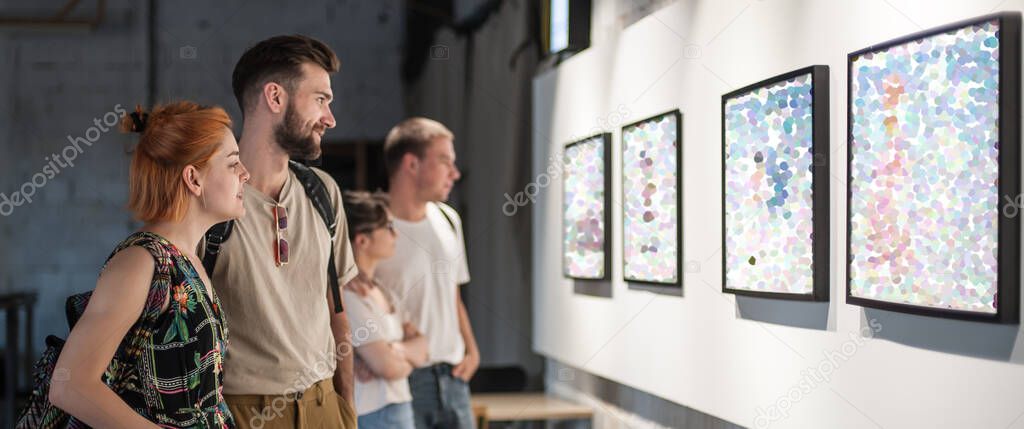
left=342, top=191, right=391, bottom=240
left=232, top=34, right=340, bottom=115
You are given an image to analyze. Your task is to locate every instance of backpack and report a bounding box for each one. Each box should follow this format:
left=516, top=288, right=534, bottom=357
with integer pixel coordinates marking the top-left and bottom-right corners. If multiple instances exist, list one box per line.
left=202, top=160, right=345, bottom=313
left=16, top=237, right=174, bottom=429
left=15, top=299, right=91, bottom=428
left=433, top=201, right=458, bottom=234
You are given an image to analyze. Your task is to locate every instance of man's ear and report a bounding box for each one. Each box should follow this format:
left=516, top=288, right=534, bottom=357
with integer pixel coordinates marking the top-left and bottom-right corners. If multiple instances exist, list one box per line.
left=262, top=82, right=287, bottom=114
left=182, top=165, right=202, bottom=197
left=402, top=152, right=419, bottom=174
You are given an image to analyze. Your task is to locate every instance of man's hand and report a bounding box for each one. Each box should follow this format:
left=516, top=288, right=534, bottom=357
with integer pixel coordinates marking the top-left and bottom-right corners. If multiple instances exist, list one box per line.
left=451, top=348, right=479, bottom=382
left=354, top=354, right=376, bottom=383
left=453, top=291, right=480, bottom=382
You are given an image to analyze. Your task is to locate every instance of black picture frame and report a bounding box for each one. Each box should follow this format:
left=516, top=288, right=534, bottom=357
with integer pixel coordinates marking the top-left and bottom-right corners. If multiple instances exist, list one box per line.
left=721, top=65, right=830, bottom=301
left=846, top=12, right=1021, bottom=323
left=620, top=110, right=683, bottom=286
left=562, top=132, right=613, bottom=281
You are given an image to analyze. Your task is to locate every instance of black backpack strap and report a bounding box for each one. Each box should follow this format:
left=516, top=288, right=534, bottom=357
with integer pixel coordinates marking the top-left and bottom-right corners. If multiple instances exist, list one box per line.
left=202, top=220, right=234, bottom=276
left=289, top=160, right=344, bottom=313
left=433, top=201, right=457, bottom=233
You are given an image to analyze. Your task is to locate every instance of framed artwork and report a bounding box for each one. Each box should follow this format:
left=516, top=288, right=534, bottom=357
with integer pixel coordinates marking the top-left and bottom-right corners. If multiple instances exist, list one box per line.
left=722, top=65, right=830, bottom=300
left=621, top=110, right=682, bottom=285
left=847, top=12, right=1021, bottom=322
left=563, top=133, right=612, bottom=280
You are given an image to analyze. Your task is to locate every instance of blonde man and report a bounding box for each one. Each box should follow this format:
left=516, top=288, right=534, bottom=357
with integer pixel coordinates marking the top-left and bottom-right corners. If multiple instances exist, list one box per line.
left=352, top=117, right=478, bottom=428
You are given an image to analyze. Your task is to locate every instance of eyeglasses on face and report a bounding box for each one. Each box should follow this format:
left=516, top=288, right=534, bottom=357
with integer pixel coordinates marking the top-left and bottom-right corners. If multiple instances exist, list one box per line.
left=356, top=220, right=395, bottom=236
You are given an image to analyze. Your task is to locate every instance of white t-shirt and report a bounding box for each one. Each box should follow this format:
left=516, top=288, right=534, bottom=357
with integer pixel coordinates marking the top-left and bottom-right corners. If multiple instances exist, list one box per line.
left=375, top=202, right=471, bottom=366
left=344, top=289, right=413, bottom=415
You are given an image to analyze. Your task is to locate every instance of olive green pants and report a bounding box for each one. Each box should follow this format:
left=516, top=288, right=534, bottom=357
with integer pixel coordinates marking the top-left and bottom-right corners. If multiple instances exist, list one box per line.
left=225, top=378, right=356, bottom=429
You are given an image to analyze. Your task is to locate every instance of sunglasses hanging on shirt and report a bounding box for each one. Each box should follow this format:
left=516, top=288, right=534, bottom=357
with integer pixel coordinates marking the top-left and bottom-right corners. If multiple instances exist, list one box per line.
left=274, top=204, right=289, bottom=266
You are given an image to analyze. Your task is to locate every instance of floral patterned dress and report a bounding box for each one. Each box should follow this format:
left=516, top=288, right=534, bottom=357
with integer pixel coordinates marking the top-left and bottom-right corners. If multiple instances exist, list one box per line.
left=96, top=232, right=234, bottom=428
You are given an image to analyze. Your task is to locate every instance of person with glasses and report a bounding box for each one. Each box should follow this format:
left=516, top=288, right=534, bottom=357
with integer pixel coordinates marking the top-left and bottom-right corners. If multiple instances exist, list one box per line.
left=208, top=35, right=359, bottom=428
left=48, top=102, right=248, bottom=428
left=341, top=191, right=428, bottom=429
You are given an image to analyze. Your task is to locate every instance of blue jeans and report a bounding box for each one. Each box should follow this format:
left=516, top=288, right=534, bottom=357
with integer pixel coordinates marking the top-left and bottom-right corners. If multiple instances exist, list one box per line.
left=409, top=363, right=474, bottom=429
left=358, top=401, right=415, bottom=429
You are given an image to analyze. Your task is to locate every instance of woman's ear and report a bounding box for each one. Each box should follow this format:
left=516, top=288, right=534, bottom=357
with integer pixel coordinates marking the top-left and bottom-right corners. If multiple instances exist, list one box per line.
left=182, top=165, right=202, bottom=197
left=353, top=233, right=368, bottom=250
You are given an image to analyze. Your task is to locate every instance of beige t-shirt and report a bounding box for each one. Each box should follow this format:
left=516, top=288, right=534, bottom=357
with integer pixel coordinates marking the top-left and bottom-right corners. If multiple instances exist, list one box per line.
left=209, top=167, right=358, bottom=395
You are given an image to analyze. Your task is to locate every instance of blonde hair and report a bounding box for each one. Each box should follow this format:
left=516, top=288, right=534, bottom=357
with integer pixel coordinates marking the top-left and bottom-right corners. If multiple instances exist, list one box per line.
left=383, top=117, right=453, bottom=177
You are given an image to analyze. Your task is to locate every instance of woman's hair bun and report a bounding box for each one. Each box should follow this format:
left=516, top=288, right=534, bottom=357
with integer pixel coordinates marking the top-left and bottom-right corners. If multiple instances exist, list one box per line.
left=121, top=105, right=149, bottom=134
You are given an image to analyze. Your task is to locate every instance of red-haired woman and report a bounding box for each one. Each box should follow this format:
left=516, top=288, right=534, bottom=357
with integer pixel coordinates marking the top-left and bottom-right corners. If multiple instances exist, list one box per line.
left=47, top=101, right=249, bottom=428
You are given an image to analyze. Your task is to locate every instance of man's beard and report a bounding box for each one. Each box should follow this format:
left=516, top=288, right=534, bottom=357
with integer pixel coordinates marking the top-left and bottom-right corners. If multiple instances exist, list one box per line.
left=274, top=104, right=322, bottom=160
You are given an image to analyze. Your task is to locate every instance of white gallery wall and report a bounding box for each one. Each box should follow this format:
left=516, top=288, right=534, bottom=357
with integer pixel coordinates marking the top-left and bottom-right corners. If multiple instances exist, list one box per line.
left=532, top=1, right=1024, bottom=428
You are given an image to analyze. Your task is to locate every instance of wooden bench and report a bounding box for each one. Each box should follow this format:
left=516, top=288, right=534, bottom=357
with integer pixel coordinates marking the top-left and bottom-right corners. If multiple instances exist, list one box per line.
left=471, top=392, right=594, bottom=428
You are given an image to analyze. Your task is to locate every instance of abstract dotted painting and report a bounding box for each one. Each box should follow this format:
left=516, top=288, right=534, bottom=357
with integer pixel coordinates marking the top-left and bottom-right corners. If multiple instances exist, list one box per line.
left=722, top=66, right=829, bottom=300
left=848, top=13, right=1021, bottom=322
left=622, top=111, right=681, bottom=285
left=563, top=133, right=611, bottom=280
